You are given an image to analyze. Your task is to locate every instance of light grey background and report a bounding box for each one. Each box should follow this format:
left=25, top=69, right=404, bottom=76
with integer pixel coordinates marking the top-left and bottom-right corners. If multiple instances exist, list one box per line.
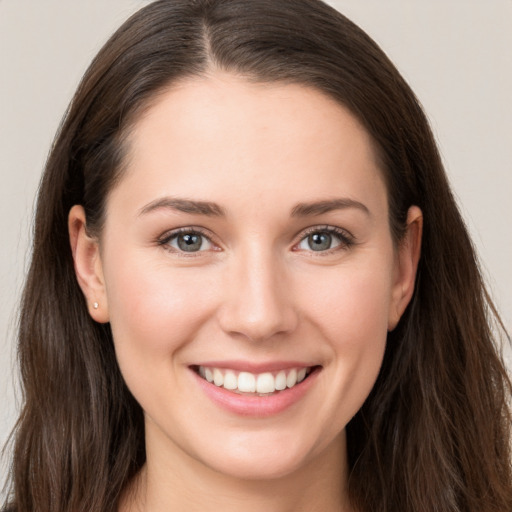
left=1, top=0, right=511, bottom=490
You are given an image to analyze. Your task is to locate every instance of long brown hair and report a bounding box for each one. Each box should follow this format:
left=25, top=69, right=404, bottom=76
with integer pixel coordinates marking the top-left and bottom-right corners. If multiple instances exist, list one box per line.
left=4, top=1, right=511, bottom=511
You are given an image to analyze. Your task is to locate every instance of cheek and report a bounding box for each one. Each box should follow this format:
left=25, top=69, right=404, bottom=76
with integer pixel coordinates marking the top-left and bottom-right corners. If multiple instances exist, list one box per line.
left=297, top=254, right=394, bottom=406
left=102, top=252, right=217, bottom=377
left=302, top=256, right=394, bottom=342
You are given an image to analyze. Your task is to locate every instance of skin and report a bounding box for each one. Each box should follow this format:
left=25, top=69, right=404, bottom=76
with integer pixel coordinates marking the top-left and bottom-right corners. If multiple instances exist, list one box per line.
left=69, top=72, right=422, bottom=512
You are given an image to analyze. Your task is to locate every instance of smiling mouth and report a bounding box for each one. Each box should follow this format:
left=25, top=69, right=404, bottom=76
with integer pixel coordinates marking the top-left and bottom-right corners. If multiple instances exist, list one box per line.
left=192, top=365, right=318, bottom=396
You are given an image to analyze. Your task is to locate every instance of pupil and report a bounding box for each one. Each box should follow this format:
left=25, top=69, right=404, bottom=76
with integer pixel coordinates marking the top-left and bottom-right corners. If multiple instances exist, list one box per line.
left=178, top=234, right=202, bottom=252
left=309, top=232, right=331, bottom=251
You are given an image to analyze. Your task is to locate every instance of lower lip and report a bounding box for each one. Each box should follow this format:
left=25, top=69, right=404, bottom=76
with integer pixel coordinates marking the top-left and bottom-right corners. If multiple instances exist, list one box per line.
left=192, top=368, right=320, bottom=417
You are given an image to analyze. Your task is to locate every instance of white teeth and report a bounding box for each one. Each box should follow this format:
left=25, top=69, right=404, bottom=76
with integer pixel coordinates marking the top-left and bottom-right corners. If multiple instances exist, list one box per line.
left=256, top=372, right=275, bottom=393
left=198, top=366, right=313, bottom=394
left=275, top=371, right=287, bottom=391
left=286, top=368, right=297, bottom=388
left=238, top=372, right=256, bottom=392
left=223, top=371, right=238, bottom=390
left=213, top=368, right=224, bottom=387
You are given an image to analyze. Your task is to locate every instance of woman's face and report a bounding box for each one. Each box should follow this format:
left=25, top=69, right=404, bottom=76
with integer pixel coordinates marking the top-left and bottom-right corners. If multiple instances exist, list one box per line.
left=72, top=73, right=420, bottom=482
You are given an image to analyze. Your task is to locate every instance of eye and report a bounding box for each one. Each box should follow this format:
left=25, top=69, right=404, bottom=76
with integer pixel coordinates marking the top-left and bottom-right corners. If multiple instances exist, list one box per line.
left=159, top=229, right=214, bottom=253
left=296, top=227, right=353, bottom=252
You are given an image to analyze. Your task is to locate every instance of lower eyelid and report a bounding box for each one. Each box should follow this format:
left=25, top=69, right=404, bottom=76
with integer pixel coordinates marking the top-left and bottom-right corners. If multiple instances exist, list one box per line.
left=169, top=234, right=212, bottom=251
left=156, top=227, right=354, bottom=254
left=297, top=236, right=342, bottom=252
left=295, top=227, right=354, bottom=251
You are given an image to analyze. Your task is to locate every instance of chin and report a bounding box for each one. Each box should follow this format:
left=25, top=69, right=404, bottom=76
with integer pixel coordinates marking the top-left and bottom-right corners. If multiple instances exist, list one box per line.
left=204, top=449, right=311, bottom=481
left=186, top=427, right=339, bottom=482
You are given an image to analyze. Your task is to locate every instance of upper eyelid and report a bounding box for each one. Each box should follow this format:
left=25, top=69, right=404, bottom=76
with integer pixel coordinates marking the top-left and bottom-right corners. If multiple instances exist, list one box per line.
left=156, top=228, right=221, bottom=257
left=156, top=224, right=355, bottom=249
left=292, top=225, right=356, bottom=254
left=158, top=226, right=214, bottom=240
left=296, top=225, right=355, bottom=242
left=157, top=226, right=218, bottom=248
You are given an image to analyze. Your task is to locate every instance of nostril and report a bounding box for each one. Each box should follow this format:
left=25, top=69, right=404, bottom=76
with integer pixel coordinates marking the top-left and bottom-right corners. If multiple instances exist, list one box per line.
left=217, top=303, right=299, bottom=343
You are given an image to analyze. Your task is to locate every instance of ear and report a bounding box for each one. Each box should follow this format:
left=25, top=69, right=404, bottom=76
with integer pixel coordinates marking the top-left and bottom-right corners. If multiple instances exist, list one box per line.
left=68, top=205, right=109, bottom=323
left=388, top=206, right=423, bottom=331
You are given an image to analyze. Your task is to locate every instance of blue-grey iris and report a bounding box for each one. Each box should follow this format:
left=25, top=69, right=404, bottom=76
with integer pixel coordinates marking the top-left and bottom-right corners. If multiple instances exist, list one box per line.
left=177, top=233, right=203, bottom=252
left=308, top=232, right=331, bottom=251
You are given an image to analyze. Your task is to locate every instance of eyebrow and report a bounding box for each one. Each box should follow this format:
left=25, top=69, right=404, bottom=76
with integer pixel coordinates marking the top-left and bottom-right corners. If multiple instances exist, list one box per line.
left=138, top=196, right=370, bottom=218
left=138, top=197, right=226, bottom=217
left=291, top=198, right=370, bottom=217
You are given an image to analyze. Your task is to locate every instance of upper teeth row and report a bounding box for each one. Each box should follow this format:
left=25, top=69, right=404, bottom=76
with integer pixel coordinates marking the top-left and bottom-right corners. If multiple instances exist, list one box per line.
left=198, top=366, right=309, bottom=394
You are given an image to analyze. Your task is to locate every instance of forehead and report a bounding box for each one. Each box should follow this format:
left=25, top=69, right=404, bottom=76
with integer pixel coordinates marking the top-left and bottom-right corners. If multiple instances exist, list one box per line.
left=113, top=72, right=386, bottom=217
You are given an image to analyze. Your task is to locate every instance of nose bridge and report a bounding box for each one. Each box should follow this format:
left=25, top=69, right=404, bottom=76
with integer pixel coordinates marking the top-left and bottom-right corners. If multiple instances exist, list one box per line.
left=218, top=240, right=297, bottom=342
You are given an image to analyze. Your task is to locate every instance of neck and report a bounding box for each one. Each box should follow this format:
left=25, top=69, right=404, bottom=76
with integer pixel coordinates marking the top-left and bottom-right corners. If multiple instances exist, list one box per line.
left=120, top=424, right=353, bottom=512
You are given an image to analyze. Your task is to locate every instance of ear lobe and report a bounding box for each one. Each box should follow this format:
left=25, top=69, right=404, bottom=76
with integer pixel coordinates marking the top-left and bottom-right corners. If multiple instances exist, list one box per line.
left=388, top=206, right=423, bottom=331
left=68, top=205, right=109, bottom=323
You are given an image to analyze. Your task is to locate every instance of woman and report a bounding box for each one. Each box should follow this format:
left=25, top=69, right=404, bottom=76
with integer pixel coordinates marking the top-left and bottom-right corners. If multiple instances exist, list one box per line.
left=3, top=0, right=511, bottom=511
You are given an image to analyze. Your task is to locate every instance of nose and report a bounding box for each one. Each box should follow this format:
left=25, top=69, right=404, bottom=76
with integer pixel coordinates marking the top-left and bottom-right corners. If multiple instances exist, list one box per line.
left=217, top=245, right=298, bottom=342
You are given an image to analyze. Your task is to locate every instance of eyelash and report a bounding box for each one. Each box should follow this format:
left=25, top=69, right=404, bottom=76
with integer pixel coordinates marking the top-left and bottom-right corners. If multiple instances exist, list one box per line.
left=157, top=227, right=218, bottom=256
left=157, top=225, right=355, bottom=255
left=294, top=225, right=355, bottom=254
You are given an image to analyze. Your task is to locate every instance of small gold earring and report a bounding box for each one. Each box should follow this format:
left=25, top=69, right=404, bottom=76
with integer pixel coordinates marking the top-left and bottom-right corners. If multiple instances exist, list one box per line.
left=93, top=302, right=99, bottom=310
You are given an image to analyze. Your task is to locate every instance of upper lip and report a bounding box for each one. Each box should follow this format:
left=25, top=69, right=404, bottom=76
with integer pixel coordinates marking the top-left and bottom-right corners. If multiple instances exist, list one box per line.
left=191, top=360, right=318, bottom=373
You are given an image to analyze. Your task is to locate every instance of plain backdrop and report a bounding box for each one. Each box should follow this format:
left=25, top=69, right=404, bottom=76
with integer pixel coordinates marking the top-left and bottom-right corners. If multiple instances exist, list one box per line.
left=1, top=0, right=511, bottom=490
